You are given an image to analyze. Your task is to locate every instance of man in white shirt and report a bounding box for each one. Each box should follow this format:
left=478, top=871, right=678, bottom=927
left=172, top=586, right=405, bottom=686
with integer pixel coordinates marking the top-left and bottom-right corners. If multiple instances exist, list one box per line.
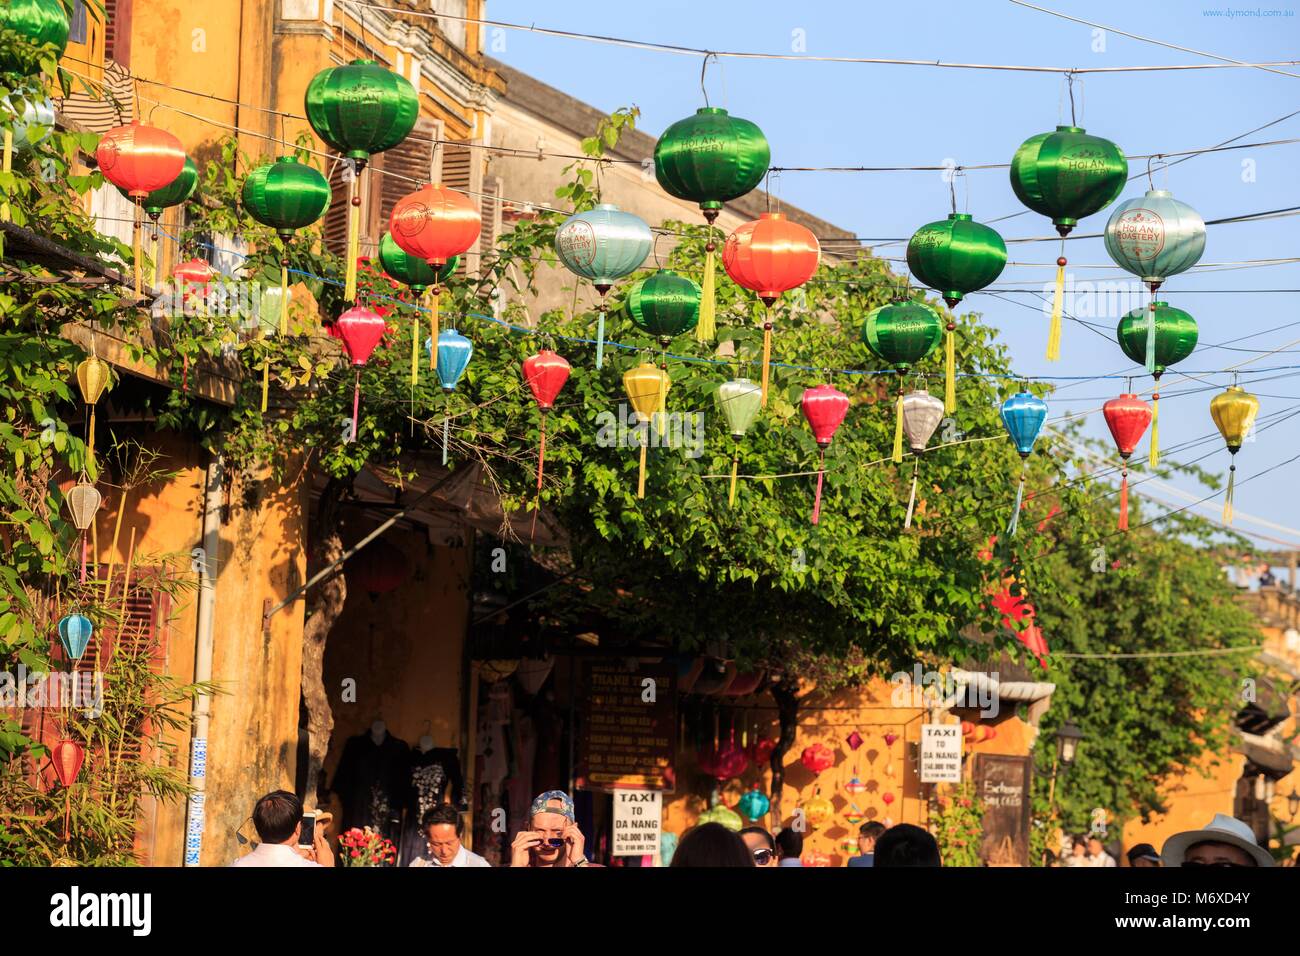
left=231, top=790, right=334, bottom=867
left=1086, top=835, right=1117, bottom=867
left=409, top=804, right=490, bottom=867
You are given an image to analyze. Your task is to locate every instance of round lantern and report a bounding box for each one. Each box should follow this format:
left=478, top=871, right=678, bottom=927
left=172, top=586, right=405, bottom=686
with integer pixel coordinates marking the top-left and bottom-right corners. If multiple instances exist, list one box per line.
left=554, top=203, right=652, bottom=367
left=716, top=377, right=763, bottom=508
left=862, top=300, right=944, bottom=464
left=522, top=349, right=572, bottom=539
left=1117, top=301, right=1197, bottom=467
left=800, top=742, right=836, bottom=775
left=697, top=804, right=743, bottom=832
left=723, top=213, right=820, bottom=400
left=348, top=539, right=408, bottom=597
left=173, top=257, right=216, bottom=288
left=1000, top=392, right=1049, bottom=536
left=623, top=363, right=672, bottom=499
left=58, top=613, right=93, bottom=661
left=623, top=269, right=701, bottom=344
left=1210, top=385, right=1260, bottom=525
left=433, top=329, right=474, bottom=466
left=1102, top=393, right=1153, bottom=531
left=0, top=0, right=70, bottom=73
left=881, top=792, right=895, bottom=806
left=1104, top=189, right=1206, bottom=288
left=655, top=107, right=770, bottom=341
left=802, top=385, right=850, bottom=525
left=3, top=93, right=56, bottom=152
left=737, top=787, right=771, bottom=822
left=900, top=388, right=946, bottom=529
left=334, top=306, right=387, bottom=443
left=803, top=790, right=835, bottom=829
left=120, top=155, right=197, bottom=222
left=378, top=233, right=458, bottom=386
left=907, top=213, right=1008, bottom=412
left=746, top=737, right=776, bottom=768
left=1010, top=125, right=1126, bottom=360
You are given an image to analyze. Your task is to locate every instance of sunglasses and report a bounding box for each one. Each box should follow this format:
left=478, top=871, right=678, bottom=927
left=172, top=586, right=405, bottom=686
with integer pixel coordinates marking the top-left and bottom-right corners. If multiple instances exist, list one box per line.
left=545, top=838, right=567, bottom=848
left=1182, top=860, right=1247, bottom=868
left=752, top=848, right=774, bottom=865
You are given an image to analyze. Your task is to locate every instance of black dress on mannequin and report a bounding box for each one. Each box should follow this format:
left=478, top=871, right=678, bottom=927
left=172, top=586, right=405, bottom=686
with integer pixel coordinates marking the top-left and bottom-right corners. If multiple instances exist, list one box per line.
left=330, top=731, right=411, bottom=845
left=398, top=747, right=466, bottom=865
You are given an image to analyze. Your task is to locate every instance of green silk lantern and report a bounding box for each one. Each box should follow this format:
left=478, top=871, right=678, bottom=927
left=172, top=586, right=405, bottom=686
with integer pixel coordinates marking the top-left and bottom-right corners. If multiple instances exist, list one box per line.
left=624, top=270, right=701, bottom=343
left=716, top=377, right=763, bottom=507
left=1117, top=302, right=1198, bottom=467
left=379, top=232, right=458, bottom=386
left=1010, top=126, right=1126, bottom=361
left=115, top=155, right=198, bottom=290
left=0, top=0, right=69, bottom=74
left=654, top=107, right=770, bottom=341
left=906, top=214, right=1007, bottom=413
left=863, top=301, right=943, bottom=464
left=304, top=59, right=419, bottom=303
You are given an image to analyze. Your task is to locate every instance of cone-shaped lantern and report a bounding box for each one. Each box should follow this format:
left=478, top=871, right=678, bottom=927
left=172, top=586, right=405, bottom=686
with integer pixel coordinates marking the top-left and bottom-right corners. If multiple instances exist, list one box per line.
left=624, top=363, right=671, bottom=499
left=716, top=377, right=763, bottom=507
left=379, top=232, right=458, bottom=386
left=1117, top=301, right=1197, bottom=467
left=65, top=480, right=100, bottom=583
left=49, top=737, right=84, bottom=843
left=723, top=213, right=820, bottom=401
left=1010, top=125, right=1126, bottom=361
left=390, top=184, right=480, bottom=367
left=431, top=329, right=473, bottom=465
left=334, top=306, right=386, bottom=443
left=1210, top=385, right=1259, bottom=525
left=522, top=349, right=572, bottom=539
left=907, top=214, right=1007, bottom=412
left=555, top=203, right=652, bottom=367
left=801, top=385, right=850, bottom=525
left=58, top=613, right=93, bottom=661
left=1000, top=392, right=1049, bottom=536
left=75, top=355, right=111, bottom=461
left=862, top=301, right=943, bottom=464
left=655, top=107, right=770, bottom=342
left=1102, top=393, right=1153, bottom=531
left=900, top=389, right=946, bottom=529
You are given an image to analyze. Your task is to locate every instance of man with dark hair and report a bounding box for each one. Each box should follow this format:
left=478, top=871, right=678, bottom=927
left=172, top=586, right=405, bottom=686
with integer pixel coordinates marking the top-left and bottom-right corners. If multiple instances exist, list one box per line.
left=847, top=821, right=887, bottom=867
left=873, top=823, right=941, bottom=867
left=231, top=790, right=334, bottom=867
left=774, top=827, right=804, bottom=867
left=1126, top=843, right=1162, bottom=868
left=739, top=826, right=777, bottom=867
left=409, top=804, right=490, bottom=867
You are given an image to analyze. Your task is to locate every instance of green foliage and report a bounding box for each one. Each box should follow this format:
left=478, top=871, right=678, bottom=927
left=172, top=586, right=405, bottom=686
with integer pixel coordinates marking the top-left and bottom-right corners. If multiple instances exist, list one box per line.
left=932, top=781, right=985, bottom=867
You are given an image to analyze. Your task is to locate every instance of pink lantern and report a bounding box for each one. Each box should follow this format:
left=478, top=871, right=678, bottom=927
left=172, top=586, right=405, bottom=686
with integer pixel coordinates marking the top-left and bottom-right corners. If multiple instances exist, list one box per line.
left=882, top=792, right=895, bottom=806
left=801, top=384, right=849, bottom=524
left=884, top=732, right=899, bottom=747
left=334, top=306, right=386, bottom=442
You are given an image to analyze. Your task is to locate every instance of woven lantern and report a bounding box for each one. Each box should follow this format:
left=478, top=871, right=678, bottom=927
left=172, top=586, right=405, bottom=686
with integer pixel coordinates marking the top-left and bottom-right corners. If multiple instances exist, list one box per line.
left=623, top=363, right=671, bottom=500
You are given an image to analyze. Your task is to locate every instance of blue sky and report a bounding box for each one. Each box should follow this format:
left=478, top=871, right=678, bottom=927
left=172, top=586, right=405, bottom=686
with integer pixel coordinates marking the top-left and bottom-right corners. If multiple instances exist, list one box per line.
left=489, top=0, right=1300, bottom=550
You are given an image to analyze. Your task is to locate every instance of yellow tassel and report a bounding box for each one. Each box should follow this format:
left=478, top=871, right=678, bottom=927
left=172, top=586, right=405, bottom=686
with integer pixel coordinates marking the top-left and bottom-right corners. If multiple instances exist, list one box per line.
left=279, top=262, right=289, bottom=336
left=87, top=406, right=96, bottom=463
left=133, top=206, right=143, bottom=297
left=1223, top=464, right=1236, bottom=525
left=344, top=176, right=361, bottom=303
left=410, top=312, right=420, bottom=386
left=945, top=325, right=956, bottom=415
left=892, top=393, right=904, bottom=464
left=638, top=441, right=648, bottom=499
left=148, top=231, right=158, bottom=290
left=428, top=288, right=440, bottom=370
left=656, top=371, right=667, bottom=436
left=1, top=128, right=11, bottom=223
left=1046, top=262, right=1064, bottom=361
left=1148, top=393, right=1160, bottom=469
left=261, top=358, right=269, bottom=413
left=696, top=244, right=716, bottom=342
left=760, top=321, right=773, bottom=407
left=728, top=453, right=739, bottom=508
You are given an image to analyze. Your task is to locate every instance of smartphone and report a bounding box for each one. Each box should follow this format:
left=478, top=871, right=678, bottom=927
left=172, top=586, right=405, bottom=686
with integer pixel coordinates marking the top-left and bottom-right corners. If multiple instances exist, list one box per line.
left=298, top=812, right=317, bottom=849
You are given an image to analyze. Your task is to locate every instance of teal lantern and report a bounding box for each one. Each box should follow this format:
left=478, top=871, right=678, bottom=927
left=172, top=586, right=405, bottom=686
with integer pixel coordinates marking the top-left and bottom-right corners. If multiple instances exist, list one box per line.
left=737, top=787, right=771, bottom=821
left=58, top=614, right=93, bottom=661
left=2, top=94, right=55, bottom=153
left=429, top=329, right=473, bottom=466
left=1000, top=391, right=1049, bottom=536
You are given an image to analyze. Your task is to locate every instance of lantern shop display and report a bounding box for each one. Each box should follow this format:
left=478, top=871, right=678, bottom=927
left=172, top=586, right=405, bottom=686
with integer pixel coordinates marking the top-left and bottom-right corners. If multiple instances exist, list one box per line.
left=654, top=107, right=770, bottom=339
left=1000, top=392, right=1049, bottom=536
left=432, top=329, right=474, bottom=465
left=906, top=213, right=1007, bottom=411
left=800, top=742, right=836, bottom=775
left=1209, top=385, right=1260, bottom=525
left=862, top=300, right=943, bottom=463
left=900, top=389, right=946, bottom=529
left=716, top=377, right=763, bottom=508
left=521, top=349, right=571, bottom=539
left=737, top=787, right=771, bottom=822
left=57, top=613, right=93, bottom=661
left=333, top=306, right=387, bottom=444
left=1116, top=302, right=1198, bottom=466
left=554, top=203, right=652, bottom=367
left=1102, top=393, right=1153, bottom=531
left=306, top=59, right=419, bottom=302
left=1009, top=125, right=1126, bottom=360
left=723, top=213, right=820, bottom=404
left=622, top=363, right=671, bottom=500
left=801, top=384, right=850, bottom=525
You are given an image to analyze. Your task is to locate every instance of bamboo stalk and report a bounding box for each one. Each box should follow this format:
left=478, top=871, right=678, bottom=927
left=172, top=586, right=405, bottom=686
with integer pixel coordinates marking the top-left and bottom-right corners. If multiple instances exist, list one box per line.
left=102, top=490, right=128, bottom=602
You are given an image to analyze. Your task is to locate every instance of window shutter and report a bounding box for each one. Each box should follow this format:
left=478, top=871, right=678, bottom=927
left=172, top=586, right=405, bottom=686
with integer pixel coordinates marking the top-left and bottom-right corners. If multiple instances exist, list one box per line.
left=321, top=156, right=349, bottom=260
left=478, top=175, right=502, bottom=278
left=104, top=0, right=132, bottom=66
left=440, top=141, right=483, bottom=278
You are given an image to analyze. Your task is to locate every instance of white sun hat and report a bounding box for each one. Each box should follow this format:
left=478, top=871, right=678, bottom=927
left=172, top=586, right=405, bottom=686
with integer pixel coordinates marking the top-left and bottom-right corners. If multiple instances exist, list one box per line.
left=1160, top=813, right=1274, bottom=867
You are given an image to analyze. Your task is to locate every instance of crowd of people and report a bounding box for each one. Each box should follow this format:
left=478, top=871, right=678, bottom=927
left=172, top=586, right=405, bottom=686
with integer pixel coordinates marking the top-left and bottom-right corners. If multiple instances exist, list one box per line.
left=231, top=790, right=1275, bottom=869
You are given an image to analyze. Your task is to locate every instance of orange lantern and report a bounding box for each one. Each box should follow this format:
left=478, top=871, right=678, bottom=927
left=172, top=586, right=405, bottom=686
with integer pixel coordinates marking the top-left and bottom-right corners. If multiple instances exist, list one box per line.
left=722, top=212, right=820, bottom=405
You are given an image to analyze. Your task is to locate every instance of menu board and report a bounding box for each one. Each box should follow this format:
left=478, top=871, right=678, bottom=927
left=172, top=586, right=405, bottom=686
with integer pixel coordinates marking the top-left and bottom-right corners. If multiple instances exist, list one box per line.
left=973, top=753, right=1033, bottom=866
left=575, top=660, right=676, bottom=791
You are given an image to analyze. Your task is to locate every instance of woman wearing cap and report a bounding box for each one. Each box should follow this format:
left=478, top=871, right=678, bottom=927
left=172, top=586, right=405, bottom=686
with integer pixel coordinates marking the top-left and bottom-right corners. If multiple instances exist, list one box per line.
left=1160, top=814, right=1275, bottom=867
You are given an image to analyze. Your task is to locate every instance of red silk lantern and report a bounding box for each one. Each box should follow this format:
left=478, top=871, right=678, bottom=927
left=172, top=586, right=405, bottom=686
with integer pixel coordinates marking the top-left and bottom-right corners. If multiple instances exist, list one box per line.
left=747, top=737, right=776, bottom=767
left=348, top=539, right=408, bottom=596
left=961, top=720, right=975, bottom=737
left=335, top=306, right=386, bottom=443
left=522, top=349, right=571, bottom=540
left=801, top=384, right=849, bottom=525
left=723, top=213, right=820, bottom=406
left=1102, top=393, right=1152, bottom=531
left=50, top=738, right=85, bottom=844
left=172, top=257, right=215, bottom=287
left=800, top=742, right=835, bottom=774
left=882, top=792, right=895, bottom=806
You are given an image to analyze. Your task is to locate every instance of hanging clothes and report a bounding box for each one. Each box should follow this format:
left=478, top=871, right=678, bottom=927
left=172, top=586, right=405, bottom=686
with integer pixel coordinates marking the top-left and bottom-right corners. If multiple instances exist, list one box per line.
left=329, top=731, right=411, bottom=846
left=398, top=746, right=466, bottom=866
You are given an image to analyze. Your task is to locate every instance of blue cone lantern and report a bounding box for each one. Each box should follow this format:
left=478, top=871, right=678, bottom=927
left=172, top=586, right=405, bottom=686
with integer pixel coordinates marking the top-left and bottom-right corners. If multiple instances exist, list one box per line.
left=554, top=202, right=652, bottom=369
left=737, top=787, right=771, bottom=821
left=58, top=614, right=93, bottom=661
left=1000, top=391, right=1049, bottom=536
left=429, top=329, right=473, bottom=465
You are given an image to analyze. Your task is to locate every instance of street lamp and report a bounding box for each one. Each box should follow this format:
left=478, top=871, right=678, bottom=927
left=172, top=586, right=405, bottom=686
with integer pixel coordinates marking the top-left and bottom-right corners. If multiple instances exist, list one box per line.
left=1287, top=787, right=1300, bottom=821
left=1056, top=720, right=1085, bottom=769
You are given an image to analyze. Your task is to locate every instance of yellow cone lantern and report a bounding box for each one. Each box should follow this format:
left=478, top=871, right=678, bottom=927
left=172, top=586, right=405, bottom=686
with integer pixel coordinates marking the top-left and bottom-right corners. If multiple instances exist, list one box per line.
left=1209, top=385, right=1259, bottom=525
left=623, top=363, right=671, bottom=499
left=75, top=355, right=111, bottom=460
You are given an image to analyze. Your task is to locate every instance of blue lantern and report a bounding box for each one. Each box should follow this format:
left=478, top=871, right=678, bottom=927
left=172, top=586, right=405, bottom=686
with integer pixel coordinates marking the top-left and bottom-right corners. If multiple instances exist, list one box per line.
left=58, top=614, right=93, bottom=661
left=737, top=787, right=771, bottom=821
left=554, top=202, right=652, bottom=369
left=429, top=329, right=473, bottom=465
left=1000, top=391, right=1048, bottom=535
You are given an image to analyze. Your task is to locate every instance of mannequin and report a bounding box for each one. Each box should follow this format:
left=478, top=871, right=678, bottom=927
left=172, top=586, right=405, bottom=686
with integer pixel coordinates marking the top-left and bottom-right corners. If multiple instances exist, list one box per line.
left=329, top=718, right=410, bottom=845
left=398, top=722, right=466, bottom=865
left=371, top=718, right=388, bottom=745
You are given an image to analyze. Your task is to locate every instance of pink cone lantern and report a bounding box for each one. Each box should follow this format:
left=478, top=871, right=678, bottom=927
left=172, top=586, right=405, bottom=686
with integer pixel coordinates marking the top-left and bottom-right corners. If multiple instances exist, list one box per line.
left=801, top=384, right=849, bottom=524
left=334, top=306, right=386, bottom=443
left=522, top=349, right=571, bottom=540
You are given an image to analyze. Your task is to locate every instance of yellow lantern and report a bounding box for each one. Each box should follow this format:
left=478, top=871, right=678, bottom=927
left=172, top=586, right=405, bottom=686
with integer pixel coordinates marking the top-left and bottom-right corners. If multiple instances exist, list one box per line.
left=802, top=788, right=835, bottom=829
left=75, top=355, right=112, bottom=459
left=623, top=362, right=671, bottom=499
left=1209, top=385, right=1259, bottom=525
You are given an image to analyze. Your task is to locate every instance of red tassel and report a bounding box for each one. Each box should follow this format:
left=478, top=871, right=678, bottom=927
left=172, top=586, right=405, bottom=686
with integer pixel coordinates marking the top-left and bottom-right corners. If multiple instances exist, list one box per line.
left=811, top=449, right=826, bottom=525
left=1118, top=469, right=1129, bottom=531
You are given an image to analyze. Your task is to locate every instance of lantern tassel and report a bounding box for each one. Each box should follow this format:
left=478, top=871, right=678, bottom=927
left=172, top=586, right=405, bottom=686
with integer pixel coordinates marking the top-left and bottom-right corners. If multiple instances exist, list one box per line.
left=1118, top=468, right=1130, bottom=531
left=133, top=205, right=143, bottom=297
left=350, top=369, right=360, bottom=444
left=1046, top=257, right=1064, bottom=361
left=80, top=532, right=88, bottom=584
left=1007, top=461, right=1027, bottom=536
left=637, top=439, right=648, bottom=499
left=531, top=412, right=547, bottom=542
left=945, top=324, right=956, bottom=414
left=410, top=308, right=420, bottom=386
left=279, top=258, right=290, bottom=336
left=428, top=286, right=441, bottom=371
left=86, top=405, right=96, bottom=461
left=1223, top=462, right=1236, bottom=525
left=811, top=448, right=826, bottom=525
left=760, top=318, right=773, bottom=407
left=728, top=450, right=740, bottom=508
left=1148, top=390, right=1160, bottom=468
left=696, top=242, right=716, bottom=342
left=344, top=174, right=361, bottom=303
left=892, top=393, right=904, bottom=464
left=261, top=357, right=270, bottom=413
left=904, top=460, right=919, bottom=530
left=595, top=305, right=607, bottom=370
left=149, top=230, right=158, bottom=291
left=1, top=128, right=11, bottom=224
left=1145, top=287, right=1158, bottom=374
left=656, top=364, right=668, bottom=436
